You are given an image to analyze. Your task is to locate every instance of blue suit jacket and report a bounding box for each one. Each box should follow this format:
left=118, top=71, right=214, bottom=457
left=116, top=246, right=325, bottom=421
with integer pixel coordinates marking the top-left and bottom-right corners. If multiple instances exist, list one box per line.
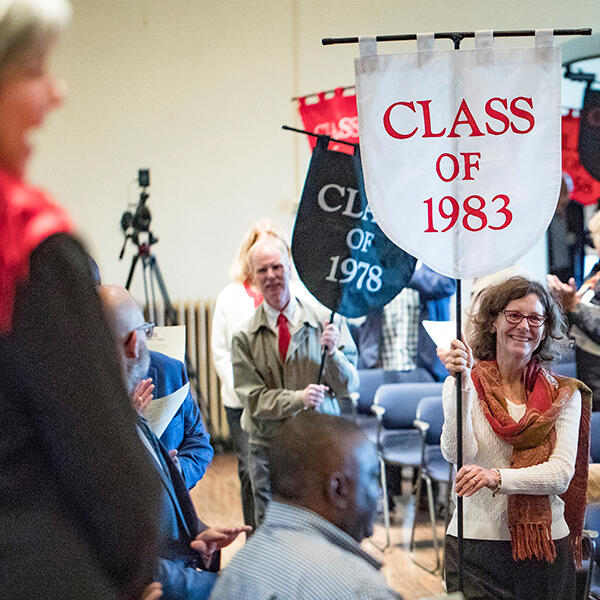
left=137, top=419, right=219, bottom=600
left=408, top=265, right=455, bottom=381
left=148, top=351, right=213, bottom=488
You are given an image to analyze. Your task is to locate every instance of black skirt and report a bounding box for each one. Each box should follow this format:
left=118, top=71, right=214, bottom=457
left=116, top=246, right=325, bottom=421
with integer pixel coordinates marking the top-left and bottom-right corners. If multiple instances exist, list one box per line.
left=445, top=535, right=575, bottom=600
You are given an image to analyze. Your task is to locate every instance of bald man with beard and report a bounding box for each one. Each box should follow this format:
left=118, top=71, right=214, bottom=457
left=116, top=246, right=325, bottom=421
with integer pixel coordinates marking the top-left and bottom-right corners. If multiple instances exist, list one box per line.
left=100, top=284, right=213, bottom=488
left=99, top=286, right=250, bottom=600
left=210, top=412, right=402, bottom=600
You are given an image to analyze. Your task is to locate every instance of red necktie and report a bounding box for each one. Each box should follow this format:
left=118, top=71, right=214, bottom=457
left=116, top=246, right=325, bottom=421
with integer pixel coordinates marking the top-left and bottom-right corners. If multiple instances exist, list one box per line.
left=277, top=312, right=291, bottom=363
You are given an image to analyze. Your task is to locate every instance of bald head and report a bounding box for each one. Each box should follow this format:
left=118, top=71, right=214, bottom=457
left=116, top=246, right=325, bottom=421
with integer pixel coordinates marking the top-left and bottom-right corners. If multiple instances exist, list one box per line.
left=249, top=238, right=292, bottom=311
left=248, top=237, right=289, bottom=271
left=270, top=412, right=380, bottom=541
left=98, top=285, right=145, bottom=341
left=98, top=285, right=149, bottom=394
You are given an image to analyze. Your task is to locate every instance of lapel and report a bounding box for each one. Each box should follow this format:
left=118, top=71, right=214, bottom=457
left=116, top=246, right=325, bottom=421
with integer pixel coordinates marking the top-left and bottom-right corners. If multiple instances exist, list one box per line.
left=147, top=362, right=160, bottom=396
left=160, top=443, right=201, bottom=539
left=138, top=419, right=197, bottom=539
left=286, top=321, right=305, bottom=363
left=286, top=299, right=320, bottom=363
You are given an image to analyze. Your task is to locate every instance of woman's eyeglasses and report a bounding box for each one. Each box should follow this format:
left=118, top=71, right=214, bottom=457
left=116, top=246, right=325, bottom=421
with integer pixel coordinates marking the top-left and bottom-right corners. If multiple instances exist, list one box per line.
left=135, top=322, right=155, bottom=339
left=501, top=311, right=546, bottom=327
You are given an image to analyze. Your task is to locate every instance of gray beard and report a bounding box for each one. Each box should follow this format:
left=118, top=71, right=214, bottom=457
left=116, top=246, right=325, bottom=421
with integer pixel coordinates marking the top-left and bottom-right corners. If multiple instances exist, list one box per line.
left=123, top=343, right=151, bottom=395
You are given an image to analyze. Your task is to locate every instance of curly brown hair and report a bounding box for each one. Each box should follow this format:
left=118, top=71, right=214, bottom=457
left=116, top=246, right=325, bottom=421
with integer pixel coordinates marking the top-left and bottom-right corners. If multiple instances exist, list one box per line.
left=468, top=276, right=567, bottom=364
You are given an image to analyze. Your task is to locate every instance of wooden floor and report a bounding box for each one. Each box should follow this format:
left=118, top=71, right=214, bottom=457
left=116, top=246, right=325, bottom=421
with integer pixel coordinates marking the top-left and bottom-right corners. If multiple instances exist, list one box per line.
left=190, top=454, right=447, bottom=600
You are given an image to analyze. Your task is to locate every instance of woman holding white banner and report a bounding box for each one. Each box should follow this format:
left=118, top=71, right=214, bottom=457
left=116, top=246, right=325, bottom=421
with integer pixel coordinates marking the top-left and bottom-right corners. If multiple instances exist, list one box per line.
left=441, top=276, right=590, bottom=599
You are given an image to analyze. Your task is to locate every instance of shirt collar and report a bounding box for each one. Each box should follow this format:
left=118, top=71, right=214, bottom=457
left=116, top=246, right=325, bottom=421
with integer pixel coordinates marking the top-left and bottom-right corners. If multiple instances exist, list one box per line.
left=263, top=501, right=382, bottom=570
left=263, top=295, right=298, bottom=331
left=248, top=296, right=320, bottom=334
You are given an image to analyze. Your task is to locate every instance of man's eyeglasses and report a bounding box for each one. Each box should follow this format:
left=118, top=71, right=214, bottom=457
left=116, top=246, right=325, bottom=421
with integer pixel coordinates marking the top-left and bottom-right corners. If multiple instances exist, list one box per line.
left=135, top=322, right=155, bottom=339
left=501, top=311, right=546, bottom=328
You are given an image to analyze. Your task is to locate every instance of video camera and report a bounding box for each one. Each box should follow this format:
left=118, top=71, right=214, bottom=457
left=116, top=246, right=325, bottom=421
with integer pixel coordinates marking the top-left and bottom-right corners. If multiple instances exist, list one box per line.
left=119, top=169, right=157, bottom=259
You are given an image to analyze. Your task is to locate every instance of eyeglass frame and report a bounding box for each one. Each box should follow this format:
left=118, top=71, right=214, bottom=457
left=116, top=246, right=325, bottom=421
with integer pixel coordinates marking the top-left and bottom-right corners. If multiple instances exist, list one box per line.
left=500, top=310, right=546, bottom=328
left=135, top=322, right=155, bottom=339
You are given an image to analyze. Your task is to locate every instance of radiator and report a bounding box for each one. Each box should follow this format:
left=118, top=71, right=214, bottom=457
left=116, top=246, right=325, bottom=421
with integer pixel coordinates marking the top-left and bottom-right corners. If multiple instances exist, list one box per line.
left=154, top=299, right=229, bottom=441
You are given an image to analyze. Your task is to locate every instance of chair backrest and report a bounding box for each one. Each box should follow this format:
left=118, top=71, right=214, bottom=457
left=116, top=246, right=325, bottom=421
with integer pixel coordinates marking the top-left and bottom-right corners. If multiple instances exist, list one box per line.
left=356, top=369, right=385, bottom=414
left=384, top=367, right=435, bottom=384
left=552, top=362, right=577, bottom=378
left=591, top=412, right=600, bottom=463
left=585, top=501, right=600, bottom=533
left=374, top=382, right=443, bottom=429
left=415, top=395, right=445, bottom=445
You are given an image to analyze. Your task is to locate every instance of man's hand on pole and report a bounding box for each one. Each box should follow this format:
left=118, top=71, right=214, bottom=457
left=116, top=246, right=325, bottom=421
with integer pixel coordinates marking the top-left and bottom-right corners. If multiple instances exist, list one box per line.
left=320, top=322, right=340, bottom=356
left=300, top=384, right=327, bottom=409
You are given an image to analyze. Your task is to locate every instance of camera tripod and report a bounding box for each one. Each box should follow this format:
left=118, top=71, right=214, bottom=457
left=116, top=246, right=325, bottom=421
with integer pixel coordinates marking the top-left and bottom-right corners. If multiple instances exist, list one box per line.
left=119, top=169, right=214, bottom=433
left=122, top=234, right=214, bottom=434
left=125, top=237, right=177, bottom=326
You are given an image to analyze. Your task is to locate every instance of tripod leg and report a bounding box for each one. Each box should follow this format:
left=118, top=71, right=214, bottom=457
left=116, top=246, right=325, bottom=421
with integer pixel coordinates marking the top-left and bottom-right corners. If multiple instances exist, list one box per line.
left=150, top=256, right=178, bottom=325
left=141, top=256, right=153, bottom=323
left=146, top=255, right=214, bottom=433
left=148, top=257, right=159, bottom=324
left=125, top=253, right=141, bottom=290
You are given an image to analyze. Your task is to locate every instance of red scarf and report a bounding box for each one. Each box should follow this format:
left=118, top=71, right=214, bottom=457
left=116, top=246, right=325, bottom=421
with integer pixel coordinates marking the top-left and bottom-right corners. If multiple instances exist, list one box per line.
left=0, top=169, right=72, bottom=334
left=472, top=360, right=591, bottom=565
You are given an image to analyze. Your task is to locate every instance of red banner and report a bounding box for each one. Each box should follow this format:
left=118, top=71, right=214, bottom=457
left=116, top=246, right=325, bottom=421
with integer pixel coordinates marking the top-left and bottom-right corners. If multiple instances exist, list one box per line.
left=562, top=110, right=600, bottom=206
left=297, top=87, right=358, bottom=155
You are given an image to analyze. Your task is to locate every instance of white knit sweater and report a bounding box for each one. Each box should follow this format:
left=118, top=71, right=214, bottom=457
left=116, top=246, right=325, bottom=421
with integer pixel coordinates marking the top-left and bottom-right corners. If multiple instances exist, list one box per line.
left=211, top=282, right=258, bottom=409
left=441, top=375, right=582, bottom=540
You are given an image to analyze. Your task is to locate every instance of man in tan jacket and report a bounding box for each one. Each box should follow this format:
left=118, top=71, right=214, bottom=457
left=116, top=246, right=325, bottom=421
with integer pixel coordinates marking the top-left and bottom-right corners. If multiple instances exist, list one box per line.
left=232, top=237, right=359, bottom=525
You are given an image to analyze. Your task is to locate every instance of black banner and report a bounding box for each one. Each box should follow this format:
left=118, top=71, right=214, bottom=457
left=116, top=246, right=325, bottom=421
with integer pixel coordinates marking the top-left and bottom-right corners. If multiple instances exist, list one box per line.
left=292, top=136, right=416, bottom=318
left=578, top=88, right=600, bottom=181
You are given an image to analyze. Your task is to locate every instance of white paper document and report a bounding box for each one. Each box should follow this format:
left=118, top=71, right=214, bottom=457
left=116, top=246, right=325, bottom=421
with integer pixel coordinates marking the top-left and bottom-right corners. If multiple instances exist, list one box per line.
left=146, top=325, right=186, bottom=363
left=423, top=320, right=456, bottom=350
left=143, top=382, right=189, bottom=438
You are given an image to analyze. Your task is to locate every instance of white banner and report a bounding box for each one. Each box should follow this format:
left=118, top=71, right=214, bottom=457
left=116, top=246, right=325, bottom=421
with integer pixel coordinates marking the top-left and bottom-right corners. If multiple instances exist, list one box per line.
left=354, top=30, right=561, bottom=279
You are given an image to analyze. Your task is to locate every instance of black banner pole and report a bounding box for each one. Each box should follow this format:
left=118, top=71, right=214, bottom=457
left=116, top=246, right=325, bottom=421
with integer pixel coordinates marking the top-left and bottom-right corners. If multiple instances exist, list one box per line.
left=317, top=309, right=336, bottom=384
left=455, top=280, right=464, bottom=591
left=282, top=125, right=358, bottom=148
left=291, top=86, right=355, bottom=102
left=449, top=31, right=466, bottom=596
left=322, top=28, right=591, bottom=46
left=447, top=32, right=466, bottom=595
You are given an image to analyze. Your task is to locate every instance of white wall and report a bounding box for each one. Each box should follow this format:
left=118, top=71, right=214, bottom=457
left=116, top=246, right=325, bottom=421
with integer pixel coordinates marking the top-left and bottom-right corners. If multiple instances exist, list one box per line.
left=30, top=0, right=600, bottom=301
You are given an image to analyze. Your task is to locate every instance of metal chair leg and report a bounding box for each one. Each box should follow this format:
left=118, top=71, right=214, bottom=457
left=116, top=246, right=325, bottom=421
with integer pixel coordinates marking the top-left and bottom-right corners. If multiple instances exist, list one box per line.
left=409, top=465, right=423, bottom=554
left=368, top=453, right=391, bottom=552
left=410, top=470, right=442, bottom=574
left=425, top=476, right=441, bottom=572
left=441, top=464, right=454, bottom=582
left=381, top=454, right=391, bottom=549
left=585, top=559, right=593, bottom=600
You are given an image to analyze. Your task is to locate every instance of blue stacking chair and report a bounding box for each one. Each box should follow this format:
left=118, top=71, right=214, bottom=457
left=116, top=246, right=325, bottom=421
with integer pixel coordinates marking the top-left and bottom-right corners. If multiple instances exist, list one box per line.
left=351, top=369, right=386, bottom=445
left=371, top=380, right=443, bottom=549
left=591, top=412, right=600, bottom=464
left=352, top=368, right=435, bottom=446
left=409, top=395, right=453, bottom=573
left=553, top=361, right=577, bottom=378
left=581, top=503, right=600, bottom=599
left=581, top=414, right=600, bottom=599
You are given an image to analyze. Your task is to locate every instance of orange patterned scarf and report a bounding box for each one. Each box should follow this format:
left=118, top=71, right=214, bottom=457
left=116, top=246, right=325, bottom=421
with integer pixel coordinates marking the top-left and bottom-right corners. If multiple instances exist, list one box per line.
left=471, top=360, right=591, bottom=565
